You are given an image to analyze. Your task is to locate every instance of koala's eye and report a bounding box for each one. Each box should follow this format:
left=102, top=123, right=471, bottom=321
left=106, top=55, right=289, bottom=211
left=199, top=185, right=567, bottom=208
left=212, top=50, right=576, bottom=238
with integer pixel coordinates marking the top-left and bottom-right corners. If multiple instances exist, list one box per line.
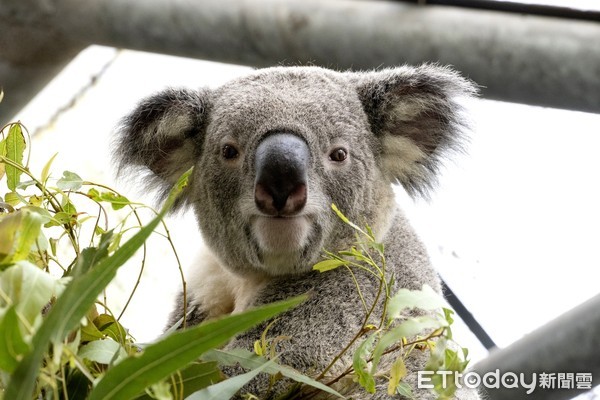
left=329, top=148, right=348, bottom=162
left=222, top=144, right=239, bottom=160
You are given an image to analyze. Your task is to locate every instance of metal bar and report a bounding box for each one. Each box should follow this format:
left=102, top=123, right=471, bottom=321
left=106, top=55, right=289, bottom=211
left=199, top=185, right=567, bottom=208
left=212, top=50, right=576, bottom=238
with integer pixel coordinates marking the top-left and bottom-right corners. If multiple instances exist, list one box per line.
left=2, top=0, right=600, bottom=124
left=441, top=279, right=497, bottom=351
left=0, top=9, right=84, bottom=126
left=473, top=293, right=600, bottom=400
left=396, top=0, right=600, bottom=22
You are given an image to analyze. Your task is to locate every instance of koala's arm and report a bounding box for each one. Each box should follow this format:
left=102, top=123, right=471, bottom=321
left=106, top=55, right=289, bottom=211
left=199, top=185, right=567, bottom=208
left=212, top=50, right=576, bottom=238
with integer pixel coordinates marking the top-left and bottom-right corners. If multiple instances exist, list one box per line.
left=224, top=267, right=377, bottom=399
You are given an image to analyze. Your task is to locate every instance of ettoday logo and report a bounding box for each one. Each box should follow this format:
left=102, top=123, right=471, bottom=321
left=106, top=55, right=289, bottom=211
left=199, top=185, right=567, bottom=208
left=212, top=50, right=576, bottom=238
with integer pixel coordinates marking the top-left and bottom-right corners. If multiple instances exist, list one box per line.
left=418, top=369, right=593, bottom=394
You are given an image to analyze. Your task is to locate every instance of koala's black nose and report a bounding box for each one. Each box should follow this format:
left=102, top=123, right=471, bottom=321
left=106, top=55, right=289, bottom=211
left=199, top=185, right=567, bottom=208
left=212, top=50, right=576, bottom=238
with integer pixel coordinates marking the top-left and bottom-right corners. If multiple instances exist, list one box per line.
left=254, top=133, right=309, bottom=216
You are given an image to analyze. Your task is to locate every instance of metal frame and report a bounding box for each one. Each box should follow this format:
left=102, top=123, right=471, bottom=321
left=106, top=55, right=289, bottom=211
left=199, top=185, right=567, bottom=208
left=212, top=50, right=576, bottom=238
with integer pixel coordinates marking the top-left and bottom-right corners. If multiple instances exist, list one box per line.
left=2, top=0, right=600, bottom=125
left=473, top=293, right=600, bottom=400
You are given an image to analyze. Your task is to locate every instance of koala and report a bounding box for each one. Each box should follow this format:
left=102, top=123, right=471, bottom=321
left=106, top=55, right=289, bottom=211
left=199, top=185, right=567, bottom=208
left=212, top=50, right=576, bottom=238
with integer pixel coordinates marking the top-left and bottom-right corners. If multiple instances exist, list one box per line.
left=115, top=65, right=478, bottom=399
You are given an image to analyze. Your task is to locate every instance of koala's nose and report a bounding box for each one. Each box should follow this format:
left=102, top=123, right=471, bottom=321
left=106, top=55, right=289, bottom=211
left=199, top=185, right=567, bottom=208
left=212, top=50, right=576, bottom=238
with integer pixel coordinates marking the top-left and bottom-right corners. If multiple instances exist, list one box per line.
left=254, top=133, right=309, bottom=216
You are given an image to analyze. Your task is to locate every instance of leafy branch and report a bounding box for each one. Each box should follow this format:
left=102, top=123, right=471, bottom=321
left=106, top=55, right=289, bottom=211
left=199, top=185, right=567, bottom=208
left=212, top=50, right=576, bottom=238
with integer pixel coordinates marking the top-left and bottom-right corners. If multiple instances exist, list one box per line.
left=305, top=204, right=470, bottom=399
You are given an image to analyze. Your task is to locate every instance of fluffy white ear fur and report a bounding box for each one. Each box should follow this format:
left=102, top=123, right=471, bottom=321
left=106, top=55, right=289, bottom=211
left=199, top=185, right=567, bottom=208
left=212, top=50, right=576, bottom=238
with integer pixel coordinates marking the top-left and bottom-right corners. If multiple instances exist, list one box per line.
left=380, top=135, right=428, bottom=188
left=355, top=65, right=476, bottom=197
left=114, top=88, right=211, bottom=203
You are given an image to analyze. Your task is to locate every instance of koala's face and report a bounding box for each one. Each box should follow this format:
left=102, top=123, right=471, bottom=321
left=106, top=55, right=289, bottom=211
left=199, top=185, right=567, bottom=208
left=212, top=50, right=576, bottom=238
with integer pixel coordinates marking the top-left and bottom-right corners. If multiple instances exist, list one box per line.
left=116, top=66, right=474, bottom=276
left=191, top=70, right=382, bottom=275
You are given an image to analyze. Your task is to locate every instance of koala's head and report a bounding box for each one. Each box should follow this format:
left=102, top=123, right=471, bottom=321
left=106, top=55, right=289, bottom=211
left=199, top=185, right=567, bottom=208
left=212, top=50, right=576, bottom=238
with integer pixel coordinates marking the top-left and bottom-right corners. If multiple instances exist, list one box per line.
left=116, top=65, right=475, bottom=276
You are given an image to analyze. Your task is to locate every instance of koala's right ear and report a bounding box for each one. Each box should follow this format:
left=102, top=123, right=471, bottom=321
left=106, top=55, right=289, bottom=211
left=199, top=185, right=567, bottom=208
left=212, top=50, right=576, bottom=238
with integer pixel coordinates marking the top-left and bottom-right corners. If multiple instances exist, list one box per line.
left=114, top=88, right=210, bottom=202
left=355, top=65, right=476, bottom=198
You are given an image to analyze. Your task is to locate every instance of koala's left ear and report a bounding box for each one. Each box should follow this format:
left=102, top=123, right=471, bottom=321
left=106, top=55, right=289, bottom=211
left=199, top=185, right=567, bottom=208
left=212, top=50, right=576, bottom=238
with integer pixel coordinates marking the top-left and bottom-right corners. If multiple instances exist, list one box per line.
left=114, top=88, right=211, bottom=203
left=355, top=65, right=477, bottom=197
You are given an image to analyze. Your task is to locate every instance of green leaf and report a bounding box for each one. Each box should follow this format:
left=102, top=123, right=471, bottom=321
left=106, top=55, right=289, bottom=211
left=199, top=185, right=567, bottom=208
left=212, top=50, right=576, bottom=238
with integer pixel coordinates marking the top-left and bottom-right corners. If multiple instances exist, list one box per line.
left=312, top=258, right=347, bottom=273
left=176, top=362, right=223, bottom=398
left=3, top=191, right=20, bottom=206
left=94, top=313, right=128, bottom=343
left=353, top=334, right=377, bottom=393
left=339, top=247, right=370, bottom=264
left=371, top=316, right=444, bottom=375
left=368, top=240, right=384, bottom=255
left=4, top=170, right=191, bottom=400
left=80, top=317, right=106, bottom=342
left=78, top=339, right=127, bottom=365
left=425, top=337, right=467, bottom=398
left=87, top=296, right=305, bottom=400
left=45, top=211, right=75, bottom=228
left=0, top=209, right=45, bottom=268
left=73, top=230, right=114, bottom=277
left=202, top=348, right=344, bottom=398
left=89, top=188, right=131, bottom=212
left=387, top=285, right=447, bottom=320
left=331, top=203, right=371, bottom=239
left=63, top=369, right=92, bottom=400
left=134, top=361, right=222, bottom=400
left=0, top=306, right=31, bottom=372
left=443, top=307, right=455, bottom=326
left=396, top=381, right=414, bottom=399
left=0, top=136, right=6, bottom=180
left=57, top=170, right=83, bottom=191
left=387, top=356, right=407, bottom=395
left=26, top=206, right=52, bottom=221
left=40, top=153, right=58, bottom=184
left=16, top=180, right=37, bottom=190
left=186, top=359, right=275, bottom=400
left=61, top=195, right=78, bottom=215
left=5, top=124, right=26, bottom=191
left=0, top=261, right=67, bottom=334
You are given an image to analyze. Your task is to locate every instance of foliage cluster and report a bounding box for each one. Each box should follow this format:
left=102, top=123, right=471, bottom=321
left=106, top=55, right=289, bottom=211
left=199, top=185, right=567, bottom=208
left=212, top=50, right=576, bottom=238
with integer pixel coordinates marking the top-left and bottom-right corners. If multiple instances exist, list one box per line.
left=0, top=121, right=469, bottom=400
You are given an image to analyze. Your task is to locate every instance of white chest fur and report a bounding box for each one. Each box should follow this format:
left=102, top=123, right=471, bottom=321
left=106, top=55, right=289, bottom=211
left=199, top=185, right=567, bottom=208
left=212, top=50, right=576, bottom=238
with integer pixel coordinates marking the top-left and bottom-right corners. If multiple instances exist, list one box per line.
left=186, top=249, right=269, bottom=318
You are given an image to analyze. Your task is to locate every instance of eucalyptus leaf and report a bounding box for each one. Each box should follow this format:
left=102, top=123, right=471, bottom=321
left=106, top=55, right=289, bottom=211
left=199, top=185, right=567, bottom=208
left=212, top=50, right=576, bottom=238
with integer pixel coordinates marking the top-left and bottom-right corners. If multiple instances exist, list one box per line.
left=396, top=381, right=415, bottom=399
left=40, top=153, right=58, bottom=184
left=0, top=261, right=66, bottom=331
left=57, top=171, right=83, bottom=191
left=387, top=285, right=447, bottom=320
left=80, top=317, right=105, bottom=342
left=185, top=359, right=275, bottom=400
left=313, top=258, right=347, bottom=273
left=78, top=339, right=127, bottom=365
left=387, top=356, right=407, bottom=395
left=331, top=203, right=371, bottom=239
left=176, top=362, right=223, bottom=398
left=94, top=313, right=128, bottom=343
left=87, top=296, right=305, bottom=400
left=16, top=180, right=37, bottom=190
left=0, top=137, right=7, bottom=180
left=73, top=230, right=114, bottom=277
left=371, top=316, right=444, bottom=375
left=353, top=334, right=377, bottom=393
left=0, top=208, right=44, bottom=267
left=134, top=362, right=221, bottom=400
left=3, top=191, right=20, bottom=206
left=0, top=306, right=30, bottom=372
left=5, top=124, right=26, bottom=191
left=100, top=191, right=131, bottom=211
left=203, top=348, right=344, bottom=398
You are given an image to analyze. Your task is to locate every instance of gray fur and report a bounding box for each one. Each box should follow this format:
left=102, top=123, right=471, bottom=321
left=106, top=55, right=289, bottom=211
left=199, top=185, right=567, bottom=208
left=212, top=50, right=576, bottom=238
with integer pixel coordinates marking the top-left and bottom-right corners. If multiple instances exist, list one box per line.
left=115, top=65, right=478, bottom=399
